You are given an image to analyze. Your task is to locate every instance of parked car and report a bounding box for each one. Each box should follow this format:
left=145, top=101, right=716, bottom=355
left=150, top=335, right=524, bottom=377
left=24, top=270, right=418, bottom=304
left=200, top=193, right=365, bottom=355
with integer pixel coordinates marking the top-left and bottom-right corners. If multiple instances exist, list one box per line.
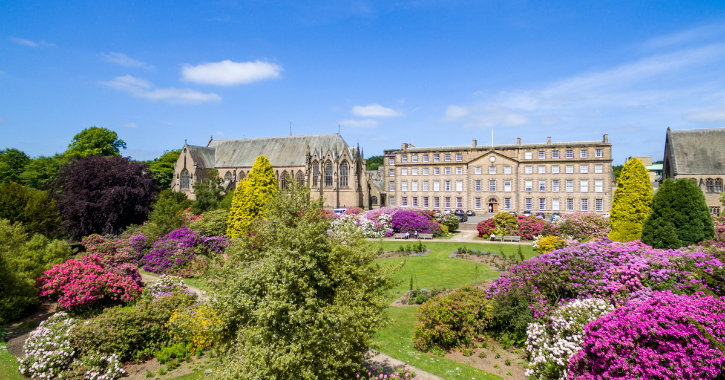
left=522, top=211, right=532, bottom=217
left=455, top=209, right=465, bottom=214
left=603, top=212, right=611, bottom=218
left=508, top=211, right=518, bottom=217
left=466, top=210, right=475, bottom=216
left=454, top=211, right=468, bottom=222
left=550, top=212, right=561, bottom=222
left=333, top=208, right=346, bottom=214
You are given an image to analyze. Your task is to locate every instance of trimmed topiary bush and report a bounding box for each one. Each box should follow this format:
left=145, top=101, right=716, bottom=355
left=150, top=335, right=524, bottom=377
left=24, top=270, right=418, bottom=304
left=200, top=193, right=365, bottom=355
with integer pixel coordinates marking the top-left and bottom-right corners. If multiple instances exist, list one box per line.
left=226, top=156, right=278, bottom=239
left=609, top=158, right=652, bottom=242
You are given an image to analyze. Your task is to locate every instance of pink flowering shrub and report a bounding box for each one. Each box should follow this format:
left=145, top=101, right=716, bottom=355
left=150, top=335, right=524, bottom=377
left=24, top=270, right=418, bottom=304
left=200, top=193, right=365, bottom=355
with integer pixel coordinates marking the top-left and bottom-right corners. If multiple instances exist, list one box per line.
left=82, top=234, right=147, bottom=284
left=569, top=291, right=725, bottom=380
left=713, top=214, right=725, bottom=241
left=477, top=219, right=495, bottom=238
left=554, top=212, right=610, bottom=241
left=342, top=207, right=362, bottom=216
left=37, top=255, right=141, bottom=312
left=517, top=217, right=558, bottom=240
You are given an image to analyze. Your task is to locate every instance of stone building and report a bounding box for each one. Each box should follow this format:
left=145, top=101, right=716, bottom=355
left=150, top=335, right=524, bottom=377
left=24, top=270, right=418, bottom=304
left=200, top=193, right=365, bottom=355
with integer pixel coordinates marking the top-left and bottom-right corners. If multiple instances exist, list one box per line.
left=662, top=127, right=725, bottom=216
left=383, top=135, right=614, bottom=216
left=171, top=133, right=376, bottom=209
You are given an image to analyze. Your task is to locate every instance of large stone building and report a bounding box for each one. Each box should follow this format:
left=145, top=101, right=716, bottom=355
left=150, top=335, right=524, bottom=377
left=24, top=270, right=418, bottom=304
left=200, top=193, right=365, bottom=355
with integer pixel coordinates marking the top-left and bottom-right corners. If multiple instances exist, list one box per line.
left=383, top=135, right=614, bottom=216
left=171, top=133, right=376, bottom=209
left=663, top=127, right=725, bottom=216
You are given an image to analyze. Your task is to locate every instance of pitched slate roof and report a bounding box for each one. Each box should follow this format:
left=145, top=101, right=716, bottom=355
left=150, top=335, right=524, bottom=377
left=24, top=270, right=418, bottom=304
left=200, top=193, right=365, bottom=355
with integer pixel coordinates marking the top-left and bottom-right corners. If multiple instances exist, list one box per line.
left=206, top=134, right=351, bottom=168
left=186, top=145, right=216, bottom=169
left=668, top=128, right=725, bottom=175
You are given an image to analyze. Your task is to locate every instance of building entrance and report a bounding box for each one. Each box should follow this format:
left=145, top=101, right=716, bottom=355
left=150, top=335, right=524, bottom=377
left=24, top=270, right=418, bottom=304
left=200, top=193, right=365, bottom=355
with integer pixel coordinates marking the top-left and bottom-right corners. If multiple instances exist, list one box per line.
left=487, top=198, right=498, bottom=213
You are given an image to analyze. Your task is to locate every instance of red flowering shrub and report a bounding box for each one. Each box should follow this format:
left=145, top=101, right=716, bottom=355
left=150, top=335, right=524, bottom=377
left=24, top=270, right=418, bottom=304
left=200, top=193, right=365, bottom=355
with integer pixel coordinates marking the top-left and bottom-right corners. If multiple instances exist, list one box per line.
left=477, top=219, right=495, bottom=238
left=37, top=255, right=141, bottom=313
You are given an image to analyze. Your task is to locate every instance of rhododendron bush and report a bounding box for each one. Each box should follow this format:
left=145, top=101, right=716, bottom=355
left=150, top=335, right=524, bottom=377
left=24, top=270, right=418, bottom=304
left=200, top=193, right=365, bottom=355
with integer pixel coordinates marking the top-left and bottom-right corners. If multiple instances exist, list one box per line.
left=329, top=207, right=441, bottom=238
left=517, top=216, right=558, bottom=240
left=554, top=212, right=610, bottom=241
left=141, top=228, right=227, bottom=276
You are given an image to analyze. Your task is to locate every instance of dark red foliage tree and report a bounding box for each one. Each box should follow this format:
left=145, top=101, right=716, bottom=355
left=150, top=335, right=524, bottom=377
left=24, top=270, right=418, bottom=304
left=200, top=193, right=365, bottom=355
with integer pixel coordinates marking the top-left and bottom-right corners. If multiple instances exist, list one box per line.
left=51, top=156, right=160, bottom=240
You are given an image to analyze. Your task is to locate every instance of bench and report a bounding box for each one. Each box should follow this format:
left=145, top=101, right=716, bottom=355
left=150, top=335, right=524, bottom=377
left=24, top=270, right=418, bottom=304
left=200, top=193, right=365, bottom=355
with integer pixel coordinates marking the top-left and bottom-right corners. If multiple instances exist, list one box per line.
left=394, top=233, right=406, bottom=239
left=419, top=233, right=434, bottom=240
left=503, top=235, right=521, bottom=242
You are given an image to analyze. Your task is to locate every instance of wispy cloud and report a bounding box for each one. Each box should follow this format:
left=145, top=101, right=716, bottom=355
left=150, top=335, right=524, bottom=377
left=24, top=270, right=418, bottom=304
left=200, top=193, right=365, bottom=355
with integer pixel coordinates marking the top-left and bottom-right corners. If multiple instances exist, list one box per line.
left=351, top=104, right=403, bottom=117
left=644, top=24, right=725, bottom=48
left=216, top=130, right=225, bottom=136
left=124, top=122, right=139, bottom=128
left=181, top=60, right=282, bottom=86
left=683, top=105, right=725, bottom=123
left=9, top=37, right=54, bottom=47
left=340, top=119, right=379, bottom=128
left=102, top=75, right=221, bottom=104
left=443, top=105, right=469, bottom=121
left=101, top=52, right=155, bottom=70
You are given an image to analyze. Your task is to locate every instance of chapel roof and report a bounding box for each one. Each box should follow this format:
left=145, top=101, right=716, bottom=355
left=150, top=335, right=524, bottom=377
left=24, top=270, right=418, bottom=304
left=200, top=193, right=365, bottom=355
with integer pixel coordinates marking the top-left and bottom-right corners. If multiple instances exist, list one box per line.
left=667, top=128, right=725, bottom=175
left=186, top=145, right=216, bottom=169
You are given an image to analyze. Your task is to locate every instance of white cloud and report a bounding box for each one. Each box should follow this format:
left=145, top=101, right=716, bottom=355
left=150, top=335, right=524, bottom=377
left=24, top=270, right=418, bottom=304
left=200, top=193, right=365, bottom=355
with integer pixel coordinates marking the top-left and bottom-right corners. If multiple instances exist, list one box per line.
left=181, top=60, right=282, bottom=86
left=101, top=52, right=155, bottom=70
left=351, top=104, right=403, bottom=117
left=124, top=122, right=139, bottom=128
left=102, top=75, right=221, bottom=104
left=216, top=130, right=225, bottom=136
left=683, top=105, right=725, bottom=123
left=339, top=119, right=379, bottom=128
left=468, top=107, right=529, bottom=128
left=443, top=105, right=469, bottom=121
left=9, top=37, right=54, bottom=47
left=540, top=116, right=562, bottom=125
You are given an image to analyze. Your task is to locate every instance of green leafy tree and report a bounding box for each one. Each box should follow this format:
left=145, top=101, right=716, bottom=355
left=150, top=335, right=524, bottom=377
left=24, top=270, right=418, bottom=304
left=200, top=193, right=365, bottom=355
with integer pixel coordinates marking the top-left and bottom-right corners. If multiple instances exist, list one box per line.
left=188, top=209, right=229, bottom=237
left=191, top=169, right=225, bottom=214
left=0, top=148, right=31, bottom=185
left=19, top=154, right=67, bottom=189
left=609, top=158, right=652, bottom=242
left=642, top=179, right=715, bottom=248
left=612, top=164, right=624, bottom=181
left=365, top=155, right=384, bottom=171
left=64, top=126, right=127, bottom=158
left=0, top=183, right=61, bottom=236
left=149, top=150, right=181, bottom=190
left=212, top=184, right=399, bottom=379
left=226, top=156, right=278, bottom=239
left=146, top=190, right=193, bottom=239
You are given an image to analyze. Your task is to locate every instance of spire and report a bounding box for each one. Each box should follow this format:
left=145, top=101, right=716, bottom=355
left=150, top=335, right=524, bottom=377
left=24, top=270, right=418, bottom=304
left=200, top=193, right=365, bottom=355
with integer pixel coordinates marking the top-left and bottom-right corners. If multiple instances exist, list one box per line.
left=290, top=122, right=292, bottom=136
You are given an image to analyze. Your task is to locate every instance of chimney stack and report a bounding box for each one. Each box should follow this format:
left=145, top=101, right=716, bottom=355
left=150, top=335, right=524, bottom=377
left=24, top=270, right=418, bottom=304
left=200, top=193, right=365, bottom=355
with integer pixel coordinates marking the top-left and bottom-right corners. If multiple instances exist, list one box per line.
left=472, top=139, right=477, bottom=148
left=401, top=143, right=408, bottom=151
left=547, top=136, right=551, bottom=145
left=517, top=137, right=521, bottom=145
left=603, top=134, right=609, bottom=143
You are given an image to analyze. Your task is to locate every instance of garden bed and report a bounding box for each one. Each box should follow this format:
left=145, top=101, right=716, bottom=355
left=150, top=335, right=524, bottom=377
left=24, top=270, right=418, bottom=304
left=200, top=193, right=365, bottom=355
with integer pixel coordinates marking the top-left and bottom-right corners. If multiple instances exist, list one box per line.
left=445, top=339, right=527, bottom=380
left=377, top=250, right=431, bottom=259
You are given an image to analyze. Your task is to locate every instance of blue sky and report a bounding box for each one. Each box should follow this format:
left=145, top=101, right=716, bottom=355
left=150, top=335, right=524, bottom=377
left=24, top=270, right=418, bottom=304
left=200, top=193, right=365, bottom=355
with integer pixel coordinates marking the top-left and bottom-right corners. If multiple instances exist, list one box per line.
left=2, top=1, right=725, bottom=164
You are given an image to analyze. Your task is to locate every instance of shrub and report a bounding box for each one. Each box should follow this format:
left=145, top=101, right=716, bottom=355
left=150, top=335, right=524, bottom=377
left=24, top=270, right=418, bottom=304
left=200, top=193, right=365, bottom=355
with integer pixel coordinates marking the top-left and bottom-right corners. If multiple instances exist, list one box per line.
left=413, top=286, right=494, bottom=351
left=189, top=209, right=229, bottom=237
left=155, top=342, right=190, bottom=364
left=0, top=182, right=60, bottom=236
left=144, top=274, right=195, bottom=299
left=555, top=212, right=610, bottom=241
left=391, top=210, right=440, bottom=234
left=569, top=291, right=725, bottom=380
left=63, top=352, right=125, bottom=380
left=168, top=304, right=222, bottom=354
left=37, top=254, right=142, bottom=313
left=226, top=156, right=278, bottom=238
left=517, top=217, right=556, bottom=240
left=492, top=212, right=518, bottom=235
left=534, top=235, right=566, bottom=253
left=82, top=234, right=145, bottom=284
left=18, top=312, right=77, bottom=379
left=146, top=189, right=192, bottom=239
left=477, top=219, right=495, bottom=238
left=609, top=158, right=652, bottom=242
left=436, top=213, right=460, bottom=233
left=342, top=207, right=363, bottom=216
left=142, top=228, right=226, bottom=276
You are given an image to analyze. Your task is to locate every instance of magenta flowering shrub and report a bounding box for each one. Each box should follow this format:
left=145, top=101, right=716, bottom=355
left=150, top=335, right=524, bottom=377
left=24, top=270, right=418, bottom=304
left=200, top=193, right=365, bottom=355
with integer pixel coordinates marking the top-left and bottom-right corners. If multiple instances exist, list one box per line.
left=37, top=255, right=142, bottom=312
left=141, top=228, right=227, bottom=276
left=390, top=210, right=440, bottom=235
left=517, top=217, right=558, bottom=240
left=569, top=291, right=725, bottom=380
left=713, top=214, right=725, bottom=241
left=554, top=212, right=610, bottom=241
left=477, top=219, right=495, bottom=238
left=82, top=234, right=146, bottom=284
left=342, top=207, right=362, bottom=216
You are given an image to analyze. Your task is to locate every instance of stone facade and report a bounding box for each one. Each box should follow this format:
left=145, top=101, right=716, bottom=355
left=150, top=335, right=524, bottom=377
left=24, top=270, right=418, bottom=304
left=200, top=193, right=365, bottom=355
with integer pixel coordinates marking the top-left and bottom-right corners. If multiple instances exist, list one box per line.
left=171, top=133, right=377, bottom=210
left=383, top=135, right=614, bottom=216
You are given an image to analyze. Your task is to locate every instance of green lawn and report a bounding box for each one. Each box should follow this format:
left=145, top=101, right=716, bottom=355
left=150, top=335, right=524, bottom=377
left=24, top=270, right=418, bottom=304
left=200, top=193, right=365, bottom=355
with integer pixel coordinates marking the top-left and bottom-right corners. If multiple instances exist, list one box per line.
left=139, top=269, right=211, bottom=292
left=0, top=328, right=24, bottom=380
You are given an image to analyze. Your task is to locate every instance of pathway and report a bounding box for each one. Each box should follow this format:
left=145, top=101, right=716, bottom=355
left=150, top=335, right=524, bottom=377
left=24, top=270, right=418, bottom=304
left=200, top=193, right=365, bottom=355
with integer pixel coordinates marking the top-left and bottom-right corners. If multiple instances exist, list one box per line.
left=139, top=272, right=209, bottom=301
left=366, top=350, right=444, bottom=380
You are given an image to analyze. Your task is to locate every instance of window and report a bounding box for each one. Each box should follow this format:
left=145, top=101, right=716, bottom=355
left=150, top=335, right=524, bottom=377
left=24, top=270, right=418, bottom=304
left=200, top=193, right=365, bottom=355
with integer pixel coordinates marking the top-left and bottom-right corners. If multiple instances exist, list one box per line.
left=581, top=179, right=589, bottom=193
left=580, top=165, right=588, bottom=174
left=389, top=169, right=395, bottom=177
left=434, top=197, right=440, bottom=208
left=389, top=181, right=395, bottom=191
left=712, top=207, right=721, bottom=216
left=525, top=166, right=533, bottom=174
left=412, top=155, right=418, bottom=162
left=475, top=180, right=481, bottom=192
left=717, top=179, right=723, bottom=193
left=566, top=198, right=574, bottom=211
left=412, top=197, right=418, bottom=207
left=595, top=179, right=603, bottom=193
left=595, top=149, right=603, bottom=158
left=423, top=197, right=429, bottom=208
left=539, top=165, right=546, bottom=174
left=707, top=179, right=714, bottom=193
left=434, top=181, right=440, bottom=191
left=552, top=165, right=560, bottom=174
left=325, top=162, right=333, bottom=187
left=423, top=168, right=429, bottom=175
left=401, top=156, right=408, bottom=163
left=566, top=180, right=574, bottom=192
left=489, top=180, right=496, bottom=192
left=539, top=151, right=546, bottom=159
left=525, top=198, right=533, bottom=210
left=566, top=165, right=574, bottom=174
left=422, top=181, right=429, bottom=191
left=525, top=151, right=533, bottom=160
left=552, top=150, right=560, bottom=159
left=412, top=168, right=418, bottom=176
left=489, top=166, right=496, bottom=175
left=475, top=167, right=481, bottom=175
left=434, top=154, right=440, bottom=162
left=552, top=198, right=560, bottom=211
left=371, top=196, right=378, bottom=205
left=595, top=164, right=603, bottom=174
left=388, top=158, right=395, bottom=165
left=580, top=150, right=588, bottom=158
left=539, top=198, right=546, bottom=211
left=581, top=199, right=589, bottom=211
left=504, top=180, right=512, bottom=192
left=401, top=168, right=408, bottom=176
left=525, top=180, right=533, bottom=192
left=504, top=198, right=511, bottom=209
left=457, top=197, right=463, bottom=208
left=390, top=198, right=395, bottom=206
left=313, top=164, right=319, bottom=186
left=445, top=197, right=451, bottom=208
left=445, top=181, right=451, bottom=191
left=412, top=181, right=418, bottom=192
left=180, top=169, right=190, bottom=189
left=504, top=166, right=512, bottom=175
left=456, top=180, right=463, bottom=192
left=402, top=197, right=408, bottom=206
left=445, top=167, right=451, bottom=175
left=566, top=150, right=574, bottom=159
left=340, top=163, right=349, bottom=187
left=595, top=199, right=603, bottom=212
left=552, top=180, right=560, bottom=192
left=434, top=167, right=440, bottom=175
left=456, top=167, right=463, bottom=175
left=539, top=180, right=546, bottom=192
left=423, top=154, right=429, bottom=162
left=456, top=153, right=463, bottom=162
left=475, top=198, right=481, bottom=209
left=296, top=171, right=304, bottom=185
left=444, top=154, right=451, bottom=162
left=401, top=181, right=408, bottom=192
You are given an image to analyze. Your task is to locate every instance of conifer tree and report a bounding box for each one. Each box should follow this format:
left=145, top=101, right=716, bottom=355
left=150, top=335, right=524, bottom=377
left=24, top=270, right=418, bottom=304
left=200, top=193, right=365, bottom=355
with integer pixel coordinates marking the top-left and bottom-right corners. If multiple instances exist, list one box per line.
left=226, top=156, right=278, bottom=238
left=641, top=178, right=714, bottom=248
left=608, top=158, right=652, bottom=242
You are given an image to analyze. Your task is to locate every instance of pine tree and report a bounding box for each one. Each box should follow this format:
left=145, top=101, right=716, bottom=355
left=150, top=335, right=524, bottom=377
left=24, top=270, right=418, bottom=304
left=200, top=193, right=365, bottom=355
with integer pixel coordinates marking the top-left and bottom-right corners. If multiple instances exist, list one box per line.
left=608, top=158, right=652, bottom=242
left=226, top=156, right=278, bottom=238
left=642, top=178, right=715, bottom=248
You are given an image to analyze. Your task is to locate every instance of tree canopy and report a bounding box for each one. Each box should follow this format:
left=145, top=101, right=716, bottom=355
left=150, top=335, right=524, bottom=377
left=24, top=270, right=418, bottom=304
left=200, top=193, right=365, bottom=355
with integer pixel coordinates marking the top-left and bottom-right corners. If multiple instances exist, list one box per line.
left=64, top=126, right=127, bottom=158
left=609, top=158, right=652, bottom=242
left=0, top=148, right=31, bottom=185
left=226, top=156, right=278, bottom=238
left=0, top=183, right=60, bottom=236
left=191, top=169, right=225, bottom=214
left=19, top=154, right=67, bottom=189
left=366, top=155, right=384, bottom=171
left=149, top=150, right=181, bottom=190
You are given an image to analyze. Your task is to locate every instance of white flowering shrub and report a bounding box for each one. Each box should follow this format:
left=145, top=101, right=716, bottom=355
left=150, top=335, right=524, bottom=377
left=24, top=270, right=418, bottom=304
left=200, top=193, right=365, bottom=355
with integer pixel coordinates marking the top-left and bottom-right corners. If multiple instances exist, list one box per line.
left=18, top=312, right=77, bottom=379
left=525, top=298, right=614, bottom=380
left=64, top=352, right=125, bottom=380
left=330, top=213, right=392, bottom=238
left=144, top=274, right=192, bottom=299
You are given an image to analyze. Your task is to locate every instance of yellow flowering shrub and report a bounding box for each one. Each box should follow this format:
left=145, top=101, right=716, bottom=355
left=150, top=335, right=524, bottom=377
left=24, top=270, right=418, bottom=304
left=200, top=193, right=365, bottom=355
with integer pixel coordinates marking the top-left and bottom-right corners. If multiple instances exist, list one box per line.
left=167, top=304, right=222, bottom=354
left=536, top=235, right=566, bottom=253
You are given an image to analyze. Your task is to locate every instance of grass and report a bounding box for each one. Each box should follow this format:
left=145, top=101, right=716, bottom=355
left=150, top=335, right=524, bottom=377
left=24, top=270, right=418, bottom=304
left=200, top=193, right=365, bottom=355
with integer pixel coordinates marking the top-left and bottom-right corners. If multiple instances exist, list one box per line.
left=375, top=307, right=500, bottom=380
left=138, top=269, right=211, bottom=292
left=0, top=328, right=25, bottom=380
left=166, top=363, right=216, bottom=380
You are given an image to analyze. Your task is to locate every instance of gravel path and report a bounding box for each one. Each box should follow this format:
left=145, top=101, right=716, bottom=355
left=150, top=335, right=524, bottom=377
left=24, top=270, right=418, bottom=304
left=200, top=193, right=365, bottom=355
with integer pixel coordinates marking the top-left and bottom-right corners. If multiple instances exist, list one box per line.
left=366, top=350, right=444, bottom=380
left=140, top=272, right=209, bottom=301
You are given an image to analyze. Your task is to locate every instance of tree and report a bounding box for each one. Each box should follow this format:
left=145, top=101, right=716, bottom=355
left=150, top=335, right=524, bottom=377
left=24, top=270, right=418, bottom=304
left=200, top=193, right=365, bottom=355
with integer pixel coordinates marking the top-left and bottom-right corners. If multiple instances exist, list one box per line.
left=191, top=169, right=225, bottom=214
left=641, top=179, right=715, bottom=248
left=366, top=155, right=384, bottom=171
left=51, top=156, right=159, bottom=240
left=612, top=164, right=624, bottom=182
left=146, top=190, right=192, bottom=239
left=149, top=150, right=181, bottom=190
left=0, top=183, right=61, bottom=236
left=608, top=158, right=652, bottom=242
left=212, top=184, right=399, bottom=379
left=19, top=154, right=67, bottom=189
left=64, top=126, right=127, bottom=158
left=226, top=156, right=278, bottom=239
left=0, top=148, right=31, bottom=185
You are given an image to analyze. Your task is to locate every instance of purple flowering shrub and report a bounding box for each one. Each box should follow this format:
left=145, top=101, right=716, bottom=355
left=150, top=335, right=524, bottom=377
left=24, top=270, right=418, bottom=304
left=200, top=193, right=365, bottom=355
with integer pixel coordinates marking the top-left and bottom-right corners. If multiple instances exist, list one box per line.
left=569, top=291, right=725, bottom=379
left=141, top=228, right=227, bottom=277
left=391, top=210, right=440, bottom=235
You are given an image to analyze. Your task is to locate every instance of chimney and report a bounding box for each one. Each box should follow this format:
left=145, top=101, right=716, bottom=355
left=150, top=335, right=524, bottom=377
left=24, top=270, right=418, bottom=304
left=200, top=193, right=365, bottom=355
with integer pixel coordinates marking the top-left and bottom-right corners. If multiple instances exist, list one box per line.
left=401, top=143, right=408, bottom=151
left=547, top=136, right=551, bottom=145
left=472, top=139, right=477, bottom=148
left=517, top=137, right=521, bottom=145
left=603, top=134, right=609, bottom=143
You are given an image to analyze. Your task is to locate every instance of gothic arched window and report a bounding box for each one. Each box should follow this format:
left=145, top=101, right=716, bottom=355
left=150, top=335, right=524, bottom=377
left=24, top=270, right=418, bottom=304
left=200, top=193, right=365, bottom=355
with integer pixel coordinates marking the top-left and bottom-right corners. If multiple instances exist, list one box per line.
left=296, top=170, right=305, bottom=185
left=325, top=162, right=333, bottom=187
left=707, top=178, right=714, bottom=193
left=313, top=162, right=319, bottom=186
left=281, top=171, right=288, bottom=190
left=716, top=179, right=723, bottom=193
left=340, top=162, right=349, bottom=188
left=239, top=171, right=246, bottom=180
left=371, top=196, right=378, bottom=205
left=181, top=169, right=190, bottom=189
left=224, top=171, right=233, bottom=182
